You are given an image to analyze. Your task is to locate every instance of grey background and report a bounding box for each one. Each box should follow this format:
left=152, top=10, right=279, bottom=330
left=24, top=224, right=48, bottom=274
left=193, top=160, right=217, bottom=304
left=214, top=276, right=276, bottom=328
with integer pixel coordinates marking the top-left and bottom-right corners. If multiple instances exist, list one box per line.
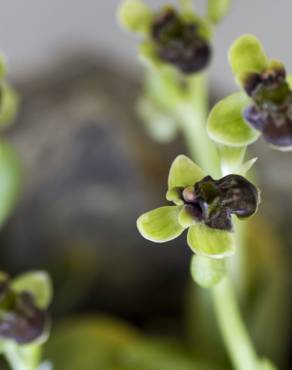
left=0, top=0, right=291, bottom=93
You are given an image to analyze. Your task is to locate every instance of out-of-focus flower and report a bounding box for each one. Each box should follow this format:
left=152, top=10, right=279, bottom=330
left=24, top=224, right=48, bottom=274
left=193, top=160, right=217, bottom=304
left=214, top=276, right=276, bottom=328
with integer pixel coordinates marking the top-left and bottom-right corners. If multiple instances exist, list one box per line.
left=0, top=271, right=52, bottom=345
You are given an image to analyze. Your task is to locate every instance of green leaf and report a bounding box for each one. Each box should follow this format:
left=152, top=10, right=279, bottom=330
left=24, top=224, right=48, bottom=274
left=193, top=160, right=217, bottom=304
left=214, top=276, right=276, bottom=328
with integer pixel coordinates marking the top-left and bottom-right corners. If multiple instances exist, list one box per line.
left=137, top=206, right=185, bottom=243
left=12, top=271, right=53, bottom=309
left=168, top=155, right=205, bottom=190
left=0, top=83, right=19, bottom=128
left=118, top=0, right=152, bottom=34
left=207, top=92, right=260, bottom=147
left=187, top=223, right=235, bottom=258
left=191, top=255, right=226, bottom=288
left=229, top=34, right=268, bottom=82
left=0, top=141, right=22, bottom=228
left=207, top=0, right=232, bottom=24
left=0, top=55, right=6, bottom=79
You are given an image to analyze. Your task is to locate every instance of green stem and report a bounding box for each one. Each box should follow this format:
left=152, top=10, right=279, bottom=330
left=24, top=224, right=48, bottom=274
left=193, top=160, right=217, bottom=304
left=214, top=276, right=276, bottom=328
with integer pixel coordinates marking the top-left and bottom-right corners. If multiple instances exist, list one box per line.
left=212, top=277, right=258, bottom=370
left=4, top=343, right=40, bottom=370
left=179, top=73, right=261, bottom=370
left=176, top=73, right=221, bottom=177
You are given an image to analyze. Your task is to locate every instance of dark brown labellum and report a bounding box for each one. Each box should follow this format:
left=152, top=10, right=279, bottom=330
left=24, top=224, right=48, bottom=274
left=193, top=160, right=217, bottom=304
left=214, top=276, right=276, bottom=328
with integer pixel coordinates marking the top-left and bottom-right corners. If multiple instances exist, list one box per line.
left=243, top=65, right=292, bottom=148
left=151, top=9, right=211, bottom=74
left=244, top=94, right=292, bottom=148
left=180, top=175, right=259, bottom=231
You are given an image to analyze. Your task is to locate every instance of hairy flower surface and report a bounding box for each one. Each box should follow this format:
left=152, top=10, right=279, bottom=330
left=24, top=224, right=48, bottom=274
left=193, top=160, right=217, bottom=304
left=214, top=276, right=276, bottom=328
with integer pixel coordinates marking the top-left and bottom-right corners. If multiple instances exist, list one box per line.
left=137, top=155, right=259, bottom=258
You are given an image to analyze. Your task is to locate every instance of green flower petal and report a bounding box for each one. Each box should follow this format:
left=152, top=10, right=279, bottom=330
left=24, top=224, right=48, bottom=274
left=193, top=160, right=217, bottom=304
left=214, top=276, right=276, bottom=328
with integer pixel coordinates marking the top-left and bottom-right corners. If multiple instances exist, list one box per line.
left=12, top=271, right=53, bottom=309
left=287, top=74, right=292, bottom=89
left=0, top=55, right=6, bottom=79
left=207, top=0, right=231, bottom=25
left=239, top=157, right=257, bottom=176
left=187, top=224, right=235, bottom=258
left=166, top=188, right=184, bottom=205
left=207, top=92, right=260, bottom=147
left=229, top=34, right=269, bottom=81
left=190, top=255, right=226, bottom=288
left=0, top=141, right=22, bottom=228
left=178, top=205, right=196, bottom=228
left=0, top=83, right=19, bottom=128
left=137, top=206, right=185, bottom=243
left=118, top=0, right=153, bottom=34
left=168, top=155, right=206, bottom=190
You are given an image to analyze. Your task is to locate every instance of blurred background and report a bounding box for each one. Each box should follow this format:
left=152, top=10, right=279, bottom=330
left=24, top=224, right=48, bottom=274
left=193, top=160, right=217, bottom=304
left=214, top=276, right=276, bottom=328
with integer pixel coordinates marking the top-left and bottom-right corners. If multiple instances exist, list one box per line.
left=1, top=1, right=292, bottom=369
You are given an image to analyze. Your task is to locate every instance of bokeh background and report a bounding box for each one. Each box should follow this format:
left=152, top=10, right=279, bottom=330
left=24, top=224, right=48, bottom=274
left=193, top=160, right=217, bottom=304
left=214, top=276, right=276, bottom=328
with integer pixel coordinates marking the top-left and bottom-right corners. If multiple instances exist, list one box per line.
left=1, top=0, right=292, bottom=94
left=0, top=1, right=292, bottom=369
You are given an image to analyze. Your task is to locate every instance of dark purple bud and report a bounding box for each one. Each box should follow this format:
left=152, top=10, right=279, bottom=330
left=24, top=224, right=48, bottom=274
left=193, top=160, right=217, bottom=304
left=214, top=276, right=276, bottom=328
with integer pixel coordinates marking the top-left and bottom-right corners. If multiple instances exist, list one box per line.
left=151, top=9, right=211, bottom=74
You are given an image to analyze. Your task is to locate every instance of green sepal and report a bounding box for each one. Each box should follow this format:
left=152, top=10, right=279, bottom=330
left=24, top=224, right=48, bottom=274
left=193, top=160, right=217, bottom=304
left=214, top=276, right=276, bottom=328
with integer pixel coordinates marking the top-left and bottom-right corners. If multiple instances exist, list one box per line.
left=181, top=11, right=213, bottom=41
left=168, top=155, right=205, bottom=190
left=190, top=255, right=226, bottom=288
left=178, top=205, right=196, bottom=228
left=207, top=0, right=232, bottom=24
left=239, top=157, right=257, bottom=176
left=137, top=206, right=185, bottom=243
left=0, top=55, right=6, bottom=80
left=0, top=140, right=22, bottom=228
left=0, top=83, right=19, bottom=128
left=137, top=97, right=178, bottom=143
left=166, top=188, right=184, bottom=205
left=207, top=92, right=260, bottom=147
left=138, top=41, right=164, bottom=70
left=267, top=59, right=285, bottom=72
left=12, top=271, right=53, bottom=309
left=287, top=74, right=292, bottom=89
left=229, top=34, right=269, bottom=84
left=219, top=145, right=246, bottom=175
left=257, top=358, right=277, bottom=370
left=187, top=223, right=235, bottom=258
left=118, top=0, right=153, bottom=34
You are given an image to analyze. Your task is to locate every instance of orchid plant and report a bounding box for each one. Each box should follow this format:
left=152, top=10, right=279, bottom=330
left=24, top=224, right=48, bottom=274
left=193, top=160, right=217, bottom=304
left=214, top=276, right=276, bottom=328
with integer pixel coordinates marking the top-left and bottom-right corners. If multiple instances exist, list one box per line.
left=118, top=0, right=292, bottom=369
